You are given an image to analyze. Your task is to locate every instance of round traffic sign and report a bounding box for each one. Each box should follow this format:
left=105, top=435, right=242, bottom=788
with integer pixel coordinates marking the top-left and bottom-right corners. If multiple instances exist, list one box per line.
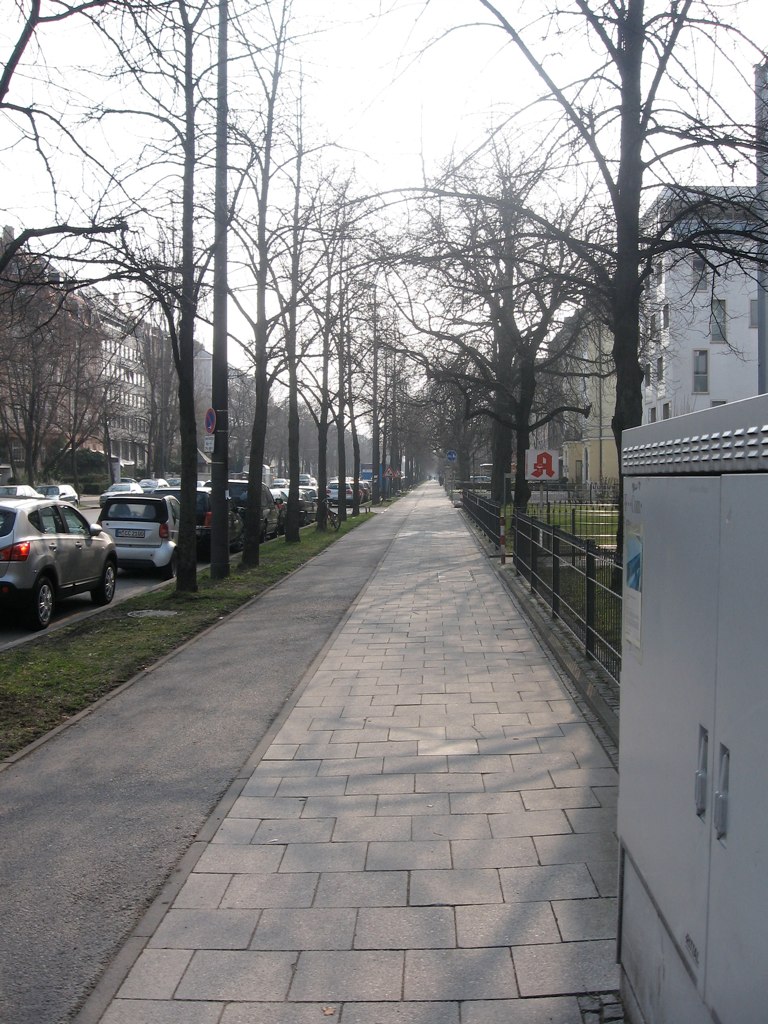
left=446, top=449, right=457, bottom=463
left=204, top=407, right=217, bottom=434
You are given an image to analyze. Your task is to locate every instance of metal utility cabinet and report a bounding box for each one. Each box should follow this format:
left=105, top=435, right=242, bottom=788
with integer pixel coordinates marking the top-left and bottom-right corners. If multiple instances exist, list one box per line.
left=618, top=395, right=768, bottom=1024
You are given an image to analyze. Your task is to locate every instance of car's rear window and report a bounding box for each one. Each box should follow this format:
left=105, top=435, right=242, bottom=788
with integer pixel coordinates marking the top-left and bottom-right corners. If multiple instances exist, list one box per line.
left=0, top=509, right=16, bottom=536
left=104, top=501, right=164, bottom=522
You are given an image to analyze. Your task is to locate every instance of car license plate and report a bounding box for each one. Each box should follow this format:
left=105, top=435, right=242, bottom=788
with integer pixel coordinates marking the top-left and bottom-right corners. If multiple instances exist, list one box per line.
left=116, top=528, right=146, bottom=538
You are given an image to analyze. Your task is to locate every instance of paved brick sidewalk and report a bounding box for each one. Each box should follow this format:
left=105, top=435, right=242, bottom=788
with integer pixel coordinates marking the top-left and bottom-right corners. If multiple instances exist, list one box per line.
left=98, top=484, right=621, bottom=1024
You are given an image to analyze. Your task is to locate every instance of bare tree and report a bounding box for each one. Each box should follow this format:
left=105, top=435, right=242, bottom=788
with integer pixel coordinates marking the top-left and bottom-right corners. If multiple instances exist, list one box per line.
left=0, top=1, right=132, bottom=277
left=390, top=150, right=596, bottom=506
left=227, top=0, right=296, bottom=565
left=0, top=249, right=111, bottom=484
left=461, top=0, right=766, bottom=528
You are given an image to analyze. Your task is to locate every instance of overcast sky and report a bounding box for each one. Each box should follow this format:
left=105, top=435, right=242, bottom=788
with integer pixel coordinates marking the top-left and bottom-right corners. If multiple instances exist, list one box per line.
left=288, top=0, right=766, bottom=191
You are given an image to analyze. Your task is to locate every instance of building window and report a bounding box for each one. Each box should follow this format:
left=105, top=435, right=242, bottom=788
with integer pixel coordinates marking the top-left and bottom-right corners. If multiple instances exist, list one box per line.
left=663, top=303, right=670, bottom=329
left=711, top=400, right=727, bottom=407
left=692, top=256, right=708, bottom=292
left=655, top=260, right=663, bottom=284
left=693, top=349, right=709, bottom=393
left=662, top=403, right=671, bottom=419
left=649, top=407, right=657, bottom=423
left=657, top=356, right=664, bottom=383
left=711, top=298, right=727, bottom=342
left=751, top=299, right=759, bottom=329
left=644, top=363, right=652, bottom=386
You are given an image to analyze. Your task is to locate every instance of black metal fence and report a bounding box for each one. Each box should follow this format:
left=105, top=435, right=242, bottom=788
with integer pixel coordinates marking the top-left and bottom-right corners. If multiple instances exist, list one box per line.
left=462, top=489, right=503, bottom=547
left=511, top=512, right=622, bottom=685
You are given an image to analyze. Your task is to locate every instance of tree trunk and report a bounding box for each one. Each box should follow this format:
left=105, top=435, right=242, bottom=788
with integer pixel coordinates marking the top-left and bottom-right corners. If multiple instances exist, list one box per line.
left=285, top=104, right=304, bottom=544
left=174, top=10, right=200, bottom=594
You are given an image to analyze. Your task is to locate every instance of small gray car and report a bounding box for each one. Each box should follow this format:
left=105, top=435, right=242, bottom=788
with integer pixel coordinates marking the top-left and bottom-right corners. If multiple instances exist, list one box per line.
left=0, top=498, right=117, bottom=630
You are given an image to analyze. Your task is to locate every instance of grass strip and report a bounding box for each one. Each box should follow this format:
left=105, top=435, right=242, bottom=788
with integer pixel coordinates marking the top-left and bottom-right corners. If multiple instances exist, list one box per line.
left=1, top=513, right=373, bottom=760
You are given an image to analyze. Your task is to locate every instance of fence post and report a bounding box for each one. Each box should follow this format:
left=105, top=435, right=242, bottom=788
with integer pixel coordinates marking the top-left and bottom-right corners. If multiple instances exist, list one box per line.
left=552, top=531, right=560, bottom=618
left=585, top=540, right=596, bottom=660
left=499, top=506, right=506, bottom=564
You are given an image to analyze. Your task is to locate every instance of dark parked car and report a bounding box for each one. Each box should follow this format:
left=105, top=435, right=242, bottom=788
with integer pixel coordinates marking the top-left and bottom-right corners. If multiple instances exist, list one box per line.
left=223, top=480, right=279, bottom=542
left=0, top=497, right=117, bottom=630
left=298, top=486, right=318, bottom=524
left=153, top=487, right=244, bottom=555
left=270, top=487, right=288, bottom=535
left=269, top=487, right=315, bottom=530
left=98, top=494, right=181, bottom=578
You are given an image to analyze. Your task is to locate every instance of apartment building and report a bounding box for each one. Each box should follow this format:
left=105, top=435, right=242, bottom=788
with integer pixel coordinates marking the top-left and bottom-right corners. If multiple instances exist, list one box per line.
left=642, top=187, right=763, bottom=423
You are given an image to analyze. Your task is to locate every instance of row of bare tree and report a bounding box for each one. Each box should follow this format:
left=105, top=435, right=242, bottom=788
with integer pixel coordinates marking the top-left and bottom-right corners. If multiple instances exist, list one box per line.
left=2, top=0, right=767, bottom=580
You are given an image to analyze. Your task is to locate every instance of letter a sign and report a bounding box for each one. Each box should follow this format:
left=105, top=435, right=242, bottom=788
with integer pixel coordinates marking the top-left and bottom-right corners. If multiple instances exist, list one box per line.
left=525, top=449, right=558, bottom=481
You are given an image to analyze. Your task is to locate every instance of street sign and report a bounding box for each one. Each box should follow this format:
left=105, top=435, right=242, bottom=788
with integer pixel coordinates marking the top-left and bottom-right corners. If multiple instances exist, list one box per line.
left=204, top=407, right=217, bottom=434
left=446, top=449, right=457, bottom=463
left=525, top=449, right=558, bottom=480
left=384, top=466, right=395, bottom=478
left=203, top=434, right=215, bottom=453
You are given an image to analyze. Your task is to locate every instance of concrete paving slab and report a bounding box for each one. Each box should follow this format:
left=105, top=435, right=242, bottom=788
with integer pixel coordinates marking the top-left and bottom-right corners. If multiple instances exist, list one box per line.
left=462, top=996, right=582, bottom=1024
left=354, top=906, right=456, bottom=948
left=403, top=947, right=519, bottom=1000
left=288, top=950, right=404, bottom=1001
left=340, top=1002, right=460, bottom=1023
left=513, top=939, right=620, bottom=996
left=173, top=950, right=297, bottom=1000
left=250, top=907, right=356, bottom=950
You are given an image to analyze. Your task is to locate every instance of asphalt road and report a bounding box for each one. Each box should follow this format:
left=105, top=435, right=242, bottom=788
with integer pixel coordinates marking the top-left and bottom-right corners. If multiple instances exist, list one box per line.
left=0, top=500, right=410, bottom=1024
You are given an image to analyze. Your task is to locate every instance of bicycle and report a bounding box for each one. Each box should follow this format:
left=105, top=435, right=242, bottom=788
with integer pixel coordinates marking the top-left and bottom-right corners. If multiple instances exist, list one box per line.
left=318, top=497, right=340, bottom=531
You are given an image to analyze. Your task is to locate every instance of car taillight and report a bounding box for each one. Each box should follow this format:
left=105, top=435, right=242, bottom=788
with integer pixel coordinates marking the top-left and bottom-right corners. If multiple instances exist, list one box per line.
left=0, top=540, right=31, bottom=562
left=159, top=523, right=169, bottom=539
left=204, top=511, right=212, bottom=528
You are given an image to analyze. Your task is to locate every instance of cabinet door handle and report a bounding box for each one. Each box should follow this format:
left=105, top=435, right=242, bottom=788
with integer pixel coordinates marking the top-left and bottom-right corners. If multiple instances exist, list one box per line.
left=695, top=727, right=708, bottom=817
left=713, top=745, right=730, bottom=840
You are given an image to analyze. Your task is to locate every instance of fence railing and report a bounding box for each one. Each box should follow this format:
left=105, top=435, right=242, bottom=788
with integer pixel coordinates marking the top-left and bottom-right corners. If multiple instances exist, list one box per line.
left=462, top=489, right=503, bottom=548
left=511, top=512, right=622, bottom=685
left=459, top=493, right=623, bottom=685
left=523, top=501, right=619, bottom=550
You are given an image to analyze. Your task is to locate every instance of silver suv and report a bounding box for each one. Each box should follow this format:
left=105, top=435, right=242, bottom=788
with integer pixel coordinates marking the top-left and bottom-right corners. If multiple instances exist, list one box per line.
left=0, top=498, right=117, bottom=630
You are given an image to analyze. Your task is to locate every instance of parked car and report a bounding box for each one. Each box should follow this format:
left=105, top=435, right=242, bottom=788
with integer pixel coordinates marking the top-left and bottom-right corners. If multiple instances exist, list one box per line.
left=37, top=483, right=80, bottom=506
left=219, top=480, right=279, bottom=542
left=269, top=487, right=288, bottom=535
left=268, top=486, right=316, bottom=530
left=298, top=486, right=318, bottom=524
left=298, top=474, right=317, bottom=488
left=138, top=477, right=169, bottom=493
left=0, top=497, right=117, bottom=630
left=99, top=480, right=144, bottom=506
left=152, top=487, right=245, bottom=554
left=272, top=477, right=289, bottom=489
left=98, top=494, right=181, bottom=578
left=165, top=477, right=182, bottom=487
left=327, top=479, right=358, bottom=506
left=0, top=484, right=44, bottom=499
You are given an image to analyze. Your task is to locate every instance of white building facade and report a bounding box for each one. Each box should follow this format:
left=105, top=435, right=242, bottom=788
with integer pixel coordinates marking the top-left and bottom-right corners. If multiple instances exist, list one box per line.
left=642, top=191, right=762, bottom=423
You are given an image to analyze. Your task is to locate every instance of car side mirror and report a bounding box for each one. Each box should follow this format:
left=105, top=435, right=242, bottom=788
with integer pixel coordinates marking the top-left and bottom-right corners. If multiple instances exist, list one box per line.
left=89, top=523, right=103, bottom=537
